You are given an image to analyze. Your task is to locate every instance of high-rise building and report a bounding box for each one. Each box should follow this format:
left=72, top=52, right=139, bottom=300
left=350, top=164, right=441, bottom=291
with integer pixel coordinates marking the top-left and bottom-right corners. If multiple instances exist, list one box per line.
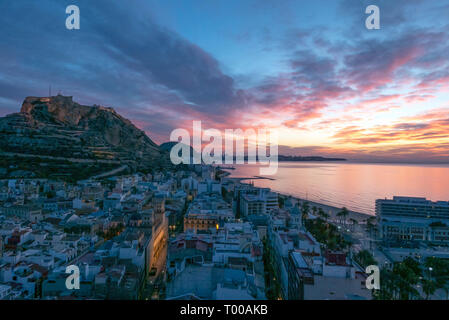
left=376, top=196, right=449, bottom=244
left=240, top=194, right=266, bottom=216
left=238, top=186, right=278, bottom=216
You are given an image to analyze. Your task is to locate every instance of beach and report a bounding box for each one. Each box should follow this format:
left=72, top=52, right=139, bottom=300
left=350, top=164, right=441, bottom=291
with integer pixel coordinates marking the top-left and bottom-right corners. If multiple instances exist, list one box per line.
left=226, top=162, right=449, bottom=215
left=281, top=194, right=373, bottom=224
left=227, top=175, right=373, bottom=224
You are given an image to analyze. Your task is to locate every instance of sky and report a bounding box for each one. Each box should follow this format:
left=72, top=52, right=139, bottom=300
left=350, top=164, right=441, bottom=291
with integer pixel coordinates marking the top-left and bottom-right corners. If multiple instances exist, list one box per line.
left=1, top=0, right=449, bottom=163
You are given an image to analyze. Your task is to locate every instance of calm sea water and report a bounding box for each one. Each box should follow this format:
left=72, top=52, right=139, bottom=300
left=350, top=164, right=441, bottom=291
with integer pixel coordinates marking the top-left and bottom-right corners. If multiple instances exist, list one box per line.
left=228, top=162, right=449, bottom=215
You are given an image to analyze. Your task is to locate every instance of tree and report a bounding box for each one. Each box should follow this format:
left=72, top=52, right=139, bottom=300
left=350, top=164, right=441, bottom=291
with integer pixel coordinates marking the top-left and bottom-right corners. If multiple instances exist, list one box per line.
left=376, top=256, right=449, bottom=300
left=375, top=257, right=421, bottom=300
left=354, top=249, right=377, bottom=268
left=278, top=196, right=285, bottom=209
left=301, top=201, right=310, bottom=221
left=366, top=216, right=376, bottom=227
left=262, top=239, right=281, bottom=300
left=374, top=268, right=395, bottom=300
left=318, top=208, right=329, bottom=220
left=423, top=257, right=449, bottom=299
left=395, top=257, right=421, bottom=300
left=422, top=279, right=437, bottom=300
left=337, top=207, right=349, bottom=225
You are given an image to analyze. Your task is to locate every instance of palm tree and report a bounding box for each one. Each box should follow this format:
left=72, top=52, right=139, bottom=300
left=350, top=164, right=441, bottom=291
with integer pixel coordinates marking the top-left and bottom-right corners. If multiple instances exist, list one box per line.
left=354, top=249, right=376, bottom=268
left=424, top=257, right=449, bottom=299
left=318, top=208, right=329, bottom=221
left=337, top=207, right=349, bottom=226
left=374, top=268, right=394, bottom=300
left=422, top=278, right=437, bottom=300
left=301, top=201, right=310, bottom=221
left=394, top=258, right=421, bottom=300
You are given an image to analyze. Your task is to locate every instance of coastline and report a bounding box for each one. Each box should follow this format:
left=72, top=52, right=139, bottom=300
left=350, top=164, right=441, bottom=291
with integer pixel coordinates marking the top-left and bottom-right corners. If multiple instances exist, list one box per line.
left=281, top=194, right=373, bottom=224
left=227, top=175, right=374, bottom=223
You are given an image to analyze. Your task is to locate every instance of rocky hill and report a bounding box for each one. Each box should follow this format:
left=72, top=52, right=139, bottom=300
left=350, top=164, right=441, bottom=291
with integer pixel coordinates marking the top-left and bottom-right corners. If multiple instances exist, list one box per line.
left=0, top=95, right=169, bottom=180
left=160, top=141, right=201, bottom=160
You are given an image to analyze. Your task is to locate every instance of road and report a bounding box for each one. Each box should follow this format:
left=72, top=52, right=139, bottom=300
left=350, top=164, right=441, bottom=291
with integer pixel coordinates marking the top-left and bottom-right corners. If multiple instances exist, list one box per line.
left=332, top=220, right=391, bottom=267
left=141, top=240, right=168, bottom=300
left=90, top=165, right=128, bottom=179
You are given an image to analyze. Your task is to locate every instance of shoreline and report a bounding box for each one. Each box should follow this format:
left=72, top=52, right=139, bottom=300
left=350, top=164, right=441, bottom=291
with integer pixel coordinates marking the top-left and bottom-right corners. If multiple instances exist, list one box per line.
left=228, top=178, right=374, bottom=223
left=222, top=170, right=375, bottom=223
left=280, top=194, right=374, bottom=224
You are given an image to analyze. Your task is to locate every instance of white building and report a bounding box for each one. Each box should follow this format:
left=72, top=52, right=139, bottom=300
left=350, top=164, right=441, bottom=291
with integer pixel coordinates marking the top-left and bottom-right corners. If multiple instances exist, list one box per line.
left=377, top=196, right=449, bottom=244
left=239, top=187, right=278, bottom=216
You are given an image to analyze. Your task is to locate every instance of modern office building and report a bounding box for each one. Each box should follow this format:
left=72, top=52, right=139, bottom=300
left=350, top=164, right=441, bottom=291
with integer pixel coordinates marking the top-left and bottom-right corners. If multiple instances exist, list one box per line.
left=376, top=196, right=449, bottom=244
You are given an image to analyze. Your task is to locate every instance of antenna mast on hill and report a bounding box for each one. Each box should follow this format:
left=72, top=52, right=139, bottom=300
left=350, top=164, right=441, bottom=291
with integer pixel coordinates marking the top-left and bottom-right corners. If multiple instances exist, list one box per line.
left=49, top=85, right=52, bottom=97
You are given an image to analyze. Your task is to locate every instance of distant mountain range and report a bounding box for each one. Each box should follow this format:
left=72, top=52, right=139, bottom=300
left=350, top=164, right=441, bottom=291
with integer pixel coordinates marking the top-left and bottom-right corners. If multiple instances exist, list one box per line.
left=277, top=155, right=346, bottom=162
left=159, top=142, right=346, bottom=162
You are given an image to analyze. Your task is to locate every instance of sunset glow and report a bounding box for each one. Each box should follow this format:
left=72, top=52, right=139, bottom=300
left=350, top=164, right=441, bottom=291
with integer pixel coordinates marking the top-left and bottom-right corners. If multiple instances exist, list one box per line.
left=1, top=0, right=448, bottom=162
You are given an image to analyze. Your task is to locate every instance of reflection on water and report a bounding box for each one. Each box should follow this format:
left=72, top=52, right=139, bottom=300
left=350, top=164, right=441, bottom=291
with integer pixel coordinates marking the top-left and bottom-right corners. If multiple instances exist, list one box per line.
left=229, top=162, right=449, bottom=215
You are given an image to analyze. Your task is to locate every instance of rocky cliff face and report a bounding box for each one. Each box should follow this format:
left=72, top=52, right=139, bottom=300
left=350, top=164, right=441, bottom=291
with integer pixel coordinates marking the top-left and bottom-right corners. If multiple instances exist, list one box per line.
left=0, top=95, right=166, bottom=170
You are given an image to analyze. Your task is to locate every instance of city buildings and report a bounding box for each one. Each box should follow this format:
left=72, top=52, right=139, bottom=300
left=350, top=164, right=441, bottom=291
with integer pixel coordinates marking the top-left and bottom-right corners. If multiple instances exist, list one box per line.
left=237, top=185, right=278, bottom=217
left=0, top=171, right=171, bottom=299
left=184, top=193, right=234, bottom=233
left=376, top=196, right=449, bottom=244
left=267, top=208, right=320, bottom=299
left=3, top=166, right=446, bottom=301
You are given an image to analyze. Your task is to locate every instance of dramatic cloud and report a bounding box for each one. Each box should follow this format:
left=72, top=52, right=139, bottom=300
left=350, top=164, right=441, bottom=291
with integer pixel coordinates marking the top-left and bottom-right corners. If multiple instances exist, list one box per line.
left=0, top=0, right=448, bottom=162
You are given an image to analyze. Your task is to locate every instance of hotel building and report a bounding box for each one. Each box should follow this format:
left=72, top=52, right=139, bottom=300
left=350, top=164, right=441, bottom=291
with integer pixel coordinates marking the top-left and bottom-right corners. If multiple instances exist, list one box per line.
left=376, top=196, right=449, bottom=244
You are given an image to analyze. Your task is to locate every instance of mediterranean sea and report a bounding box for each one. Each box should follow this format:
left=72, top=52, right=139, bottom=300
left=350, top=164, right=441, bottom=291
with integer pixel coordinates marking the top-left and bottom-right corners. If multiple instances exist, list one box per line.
left=229, top=161, right=449, bottom=215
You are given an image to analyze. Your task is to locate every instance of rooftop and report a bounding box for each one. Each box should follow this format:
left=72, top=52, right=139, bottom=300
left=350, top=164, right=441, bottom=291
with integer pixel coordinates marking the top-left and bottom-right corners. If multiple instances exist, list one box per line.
left=304, top=274, right=371, bottom=300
